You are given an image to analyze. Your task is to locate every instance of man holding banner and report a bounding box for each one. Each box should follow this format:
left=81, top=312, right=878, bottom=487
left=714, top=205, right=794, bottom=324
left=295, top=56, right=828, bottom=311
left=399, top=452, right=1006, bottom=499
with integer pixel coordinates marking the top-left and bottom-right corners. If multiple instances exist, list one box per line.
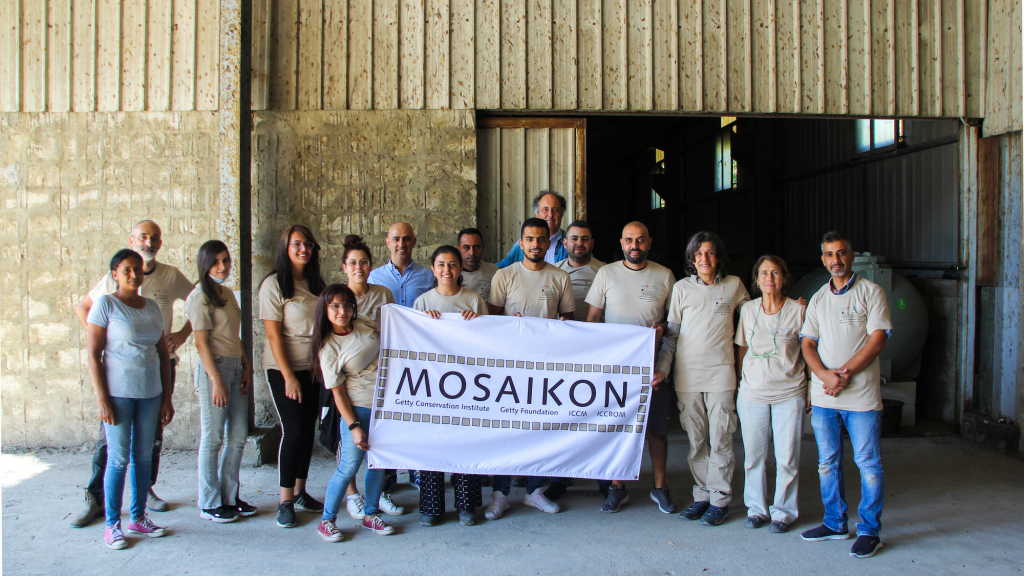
left=585, top=222, right=677, bottom=514
left=484, top=218, right=576, bottom=519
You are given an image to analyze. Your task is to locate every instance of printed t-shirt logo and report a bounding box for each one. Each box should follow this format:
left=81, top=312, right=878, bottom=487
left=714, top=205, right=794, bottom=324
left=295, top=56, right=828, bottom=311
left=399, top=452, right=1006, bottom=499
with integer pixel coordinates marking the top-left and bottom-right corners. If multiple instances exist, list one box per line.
left=638, top=284, right=661, bottom=303
left=538, top=285, right=556, bottom=302
left=712, top=296, right=733, bottom=315
left=839, top=304, right=866, bottom=326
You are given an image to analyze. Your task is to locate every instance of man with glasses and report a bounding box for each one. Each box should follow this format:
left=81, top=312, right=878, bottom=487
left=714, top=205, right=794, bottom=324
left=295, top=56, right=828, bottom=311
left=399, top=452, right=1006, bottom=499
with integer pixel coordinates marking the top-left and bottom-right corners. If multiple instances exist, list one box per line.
left=70, top=220, right=194, bottom=527
left=496, top=191, right=569, bottom=268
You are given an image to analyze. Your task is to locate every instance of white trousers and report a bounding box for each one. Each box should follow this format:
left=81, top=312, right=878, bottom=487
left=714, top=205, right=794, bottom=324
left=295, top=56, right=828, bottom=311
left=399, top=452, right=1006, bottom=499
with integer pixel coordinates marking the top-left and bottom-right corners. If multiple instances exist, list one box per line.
left=736, top=394, right=804, bottom=523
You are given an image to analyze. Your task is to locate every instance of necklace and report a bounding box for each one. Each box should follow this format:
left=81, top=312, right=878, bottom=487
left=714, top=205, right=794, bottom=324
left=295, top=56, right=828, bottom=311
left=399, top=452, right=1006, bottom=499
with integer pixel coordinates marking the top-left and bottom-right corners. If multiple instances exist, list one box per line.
left=748, top=301, right=783, bottom=359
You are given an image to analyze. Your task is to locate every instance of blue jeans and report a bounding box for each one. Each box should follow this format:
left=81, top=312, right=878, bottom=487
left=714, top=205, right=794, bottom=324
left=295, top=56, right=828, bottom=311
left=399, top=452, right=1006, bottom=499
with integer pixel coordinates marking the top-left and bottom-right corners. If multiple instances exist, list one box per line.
left=195, top=356, right=248, bottom=510
left=811, top=407, right=885, bottom=537
left=322, top=406, right=386, bottom=522
left=492, top=476, right=545, bottom=496
left=104, top=394, right=163, bottom=527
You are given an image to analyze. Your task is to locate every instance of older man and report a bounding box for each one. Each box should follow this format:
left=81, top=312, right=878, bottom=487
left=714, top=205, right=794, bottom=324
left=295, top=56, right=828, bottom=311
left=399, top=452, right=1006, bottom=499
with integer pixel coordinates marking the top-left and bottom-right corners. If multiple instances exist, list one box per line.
left=457, top=227, right=499, bottom=302
left=368, top=222, right=434, bottom=308
left=496, top=191, right=569, bottom=268
left=800, top=231, right=892, bottom=559
left=70, top=220, right=194, bottom=527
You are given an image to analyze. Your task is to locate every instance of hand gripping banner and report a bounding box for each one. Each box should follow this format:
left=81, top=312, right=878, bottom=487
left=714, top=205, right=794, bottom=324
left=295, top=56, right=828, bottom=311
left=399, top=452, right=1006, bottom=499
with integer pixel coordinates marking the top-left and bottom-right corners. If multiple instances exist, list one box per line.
left=367, top=304, right=656, bottom=481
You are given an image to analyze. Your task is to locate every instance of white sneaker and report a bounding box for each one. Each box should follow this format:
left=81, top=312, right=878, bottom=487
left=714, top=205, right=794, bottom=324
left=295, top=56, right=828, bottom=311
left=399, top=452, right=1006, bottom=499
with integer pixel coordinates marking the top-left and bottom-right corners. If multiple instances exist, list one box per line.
left=523, top=487, right=560, bottom=513
left=484, top=491, right=511, bottom=520
left=346, top=494, right=365, bottom=519
left=378, top=492, right=406, bottom=516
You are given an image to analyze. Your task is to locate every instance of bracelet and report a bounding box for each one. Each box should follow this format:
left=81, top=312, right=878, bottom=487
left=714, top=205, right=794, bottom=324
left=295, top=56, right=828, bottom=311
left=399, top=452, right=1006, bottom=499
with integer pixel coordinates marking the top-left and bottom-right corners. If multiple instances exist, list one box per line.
left=348, top=421, right=361, bottom=431
left=210, top=374, right=221, bottom=381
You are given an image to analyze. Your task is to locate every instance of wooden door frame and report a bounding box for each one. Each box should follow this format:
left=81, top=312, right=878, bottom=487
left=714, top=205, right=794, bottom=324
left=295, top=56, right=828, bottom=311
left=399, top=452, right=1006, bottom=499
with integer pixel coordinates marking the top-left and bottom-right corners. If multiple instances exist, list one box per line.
left=478, top=116, right=587, bottom=220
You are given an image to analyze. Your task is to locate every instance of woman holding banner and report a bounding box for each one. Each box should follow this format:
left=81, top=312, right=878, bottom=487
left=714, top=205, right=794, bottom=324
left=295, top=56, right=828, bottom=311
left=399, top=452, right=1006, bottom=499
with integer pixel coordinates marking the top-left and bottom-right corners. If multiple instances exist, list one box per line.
left=412, top=246, right=487, bottom=526
left=310, top=284, right=396, bottom=541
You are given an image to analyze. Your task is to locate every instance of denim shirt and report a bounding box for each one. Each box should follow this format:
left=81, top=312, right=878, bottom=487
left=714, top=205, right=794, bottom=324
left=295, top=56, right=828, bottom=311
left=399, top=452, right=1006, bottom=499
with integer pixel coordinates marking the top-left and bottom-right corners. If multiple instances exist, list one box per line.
left=367, top=260, right=434, bottom=308
left=496, top=229, right=568, bottom=269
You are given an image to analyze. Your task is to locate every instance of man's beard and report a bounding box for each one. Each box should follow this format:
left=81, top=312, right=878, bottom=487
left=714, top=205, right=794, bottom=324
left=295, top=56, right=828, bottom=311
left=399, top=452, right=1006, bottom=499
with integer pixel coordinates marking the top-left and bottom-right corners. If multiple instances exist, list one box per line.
left=569, top=248, right=590, bottom=263
left=829, top=264, right=847, bottom=276
left=623, top=248, right=647, bottom=265
left=136, top=248, right=157, bottom=263
left=525, top=251, right=545, bottom=263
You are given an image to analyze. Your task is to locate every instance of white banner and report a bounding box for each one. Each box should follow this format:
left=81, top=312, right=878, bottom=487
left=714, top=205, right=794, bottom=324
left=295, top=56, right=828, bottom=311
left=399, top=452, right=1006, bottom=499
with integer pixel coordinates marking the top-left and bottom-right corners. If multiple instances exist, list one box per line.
left=367, top=304, right=656, bottom=481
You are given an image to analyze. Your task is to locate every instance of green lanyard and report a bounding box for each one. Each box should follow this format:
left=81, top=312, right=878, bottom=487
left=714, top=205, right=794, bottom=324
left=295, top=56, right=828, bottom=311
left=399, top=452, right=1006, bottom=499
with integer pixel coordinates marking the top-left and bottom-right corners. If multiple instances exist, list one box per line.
left=748, top=302, right=783, bottom=359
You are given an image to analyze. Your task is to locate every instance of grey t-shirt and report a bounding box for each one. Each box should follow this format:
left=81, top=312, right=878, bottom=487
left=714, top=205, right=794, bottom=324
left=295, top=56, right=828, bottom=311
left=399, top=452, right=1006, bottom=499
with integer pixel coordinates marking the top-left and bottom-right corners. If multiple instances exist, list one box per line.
left=87, top=295, right=165, bottom=399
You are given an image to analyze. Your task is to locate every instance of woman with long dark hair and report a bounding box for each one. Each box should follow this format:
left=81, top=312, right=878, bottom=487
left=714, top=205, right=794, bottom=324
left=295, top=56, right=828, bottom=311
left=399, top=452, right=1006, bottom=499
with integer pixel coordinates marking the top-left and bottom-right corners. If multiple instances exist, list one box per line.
left=185, top=240, right=255, bottom=523
left=310, top=284, right=396, bottom=541
left=86, top=249, right=174, bottom=549
left=258, top=224, right=327, bottom=528
left=413, top=246, right=487, bottom=527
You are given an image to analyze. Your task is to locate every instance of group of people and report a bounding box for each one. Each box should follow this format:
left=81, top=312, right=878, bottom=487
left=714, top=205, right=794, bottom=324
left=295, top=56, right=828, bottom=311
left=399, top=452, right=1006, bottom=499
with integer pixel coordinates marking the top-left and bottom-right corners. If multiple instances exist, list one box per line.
left=72, top=190, right=893, bottom=560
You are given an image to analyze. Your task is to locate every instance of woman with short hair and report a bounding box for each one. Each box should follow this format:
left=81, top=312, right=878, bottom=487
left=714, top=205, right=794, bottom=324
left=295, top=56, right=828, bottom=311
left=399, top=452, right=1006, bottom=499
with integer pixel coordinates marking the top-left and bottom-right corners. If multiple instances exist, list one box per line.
left=185, top=240, right=256, bottom=523
left=86, top=249, right=174, bottom=549
left=259, top=224, right=327, bottom=528
left=413, top=246, right=487, bottom=527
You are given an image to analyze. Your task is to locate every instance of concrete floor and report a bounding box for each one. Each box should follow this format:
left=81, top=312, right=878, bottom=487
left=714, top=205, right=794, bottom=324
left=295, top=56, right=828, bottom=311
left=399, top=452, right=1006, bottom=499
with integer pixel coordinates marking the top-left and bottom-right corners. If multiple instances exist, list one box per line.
left=2, top=432, right=1023, bottom=576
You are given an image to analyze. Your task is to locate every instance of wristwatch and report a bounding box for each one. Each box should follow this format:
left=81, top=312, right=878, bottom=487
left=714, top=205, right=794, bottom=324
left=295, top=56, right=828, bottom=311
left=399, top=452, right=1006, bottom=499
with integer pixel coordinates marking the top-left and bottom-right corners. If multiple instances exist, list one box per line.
left=348, top=421, right=361, bottom=431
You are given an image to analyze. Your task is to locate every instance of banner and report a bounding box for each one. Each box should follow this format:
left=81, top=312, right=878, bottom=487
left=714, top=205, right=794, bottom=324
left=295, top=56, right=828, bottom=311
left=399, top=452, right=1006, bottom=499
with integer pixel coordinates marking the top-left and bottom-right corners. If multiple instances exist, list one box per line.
left=367, top=304, right=656, bottom=481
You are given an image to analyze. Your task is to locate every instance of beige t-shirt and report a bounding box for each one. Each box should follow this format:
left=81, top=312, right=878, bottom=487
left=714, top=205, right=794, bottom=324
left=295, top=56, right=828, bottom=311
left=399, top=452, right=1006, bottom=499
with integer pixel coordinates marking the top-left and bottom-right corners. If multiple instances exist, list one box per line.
left=318, top=322, right=380, bottom=409
left=184, top=284, right=244, bottom=358
left=89, top=261, right=193, bottom=358
left=355, top=284, right=395, bottom=328
left=555, top=257, right=606, bottom=321
left=658, top=275, right=750, bottom=393
left=258, top=274, right=317, bottom=371
left=462, top=262, right=498, bottom=302
left=585, top=260, right=675, bottom=327
left=734, top=298, right=807, bottom=404
left=413, top=287, right=489, bottom=315
left=801, top=276, right=893, bottom=411
left=489, top=262, right=575, bottom=319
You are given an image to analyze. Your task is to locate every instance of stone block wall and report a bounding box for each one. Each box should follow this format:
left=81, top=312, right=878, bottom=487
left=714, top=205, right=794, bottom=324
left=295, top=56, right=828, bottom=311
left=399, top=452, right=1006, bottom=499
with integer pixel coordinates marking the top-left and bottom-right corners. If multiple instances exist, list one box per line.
left=1, top=112, right=221, bottom=448
left=250, top=110, right=477, bottom=427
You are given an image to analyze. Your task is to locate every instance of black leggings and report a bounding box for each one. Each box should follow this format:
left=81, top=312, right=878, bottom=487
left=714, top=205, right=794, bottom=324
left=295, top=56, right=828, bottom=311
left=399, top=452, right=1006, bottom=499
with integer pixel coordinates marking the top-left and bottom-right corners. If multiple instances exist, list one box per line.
left=267, top=369, right=320, bottom=489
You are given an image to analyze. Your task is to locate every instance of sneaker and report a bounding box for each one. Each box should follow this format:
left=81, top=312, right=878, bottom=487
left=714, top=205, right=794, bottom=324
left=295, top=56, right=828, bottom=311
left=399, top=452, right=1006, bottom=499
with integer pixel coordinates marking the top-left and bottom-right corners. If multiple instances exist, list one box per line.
left=745, top=514, right=769, bottom=529
left=233, top=499, right=257, bottom=517
left=294, top=490, right=324, bottom=512
left=700, top=505, right=729, bottom=526
left=378, top=492, right=406, bottom=516
left=104, top=522, right=127, bottom=550
left=146, top=488, right=169, bottom=512
left=277, top=501, right=297, bottom=528
left=383, top=470, right=398, bottom=493
left=420, top=513, right=440, bottom=527
left=362, top=514, right=395, bottom=535
left=485, top=492, right=510, bottom=520
left=408, top=470, right=421, bottom=490
left=126, top=516, right=167, bottom=537
left=544, top=482, right=568, bottom=502
left=769, top=521, right=791, bottom=534
left=71, top=491, right=104, bottom=528
left=800, top=524, right=851, bottom=541
left=459, top=510, right=477, bottom=526
left=679, top=501, right=711, bottom=520
left=649, top=485, right=676, bottom=514
left=346, top=494, right=366, bottom=519
left=523, top=487, right=560, bottom=513
left=600, top=486, right=629, bottom=513
left=317, top=520, right=345, bottom=542
left=850, top=535, right=883, bottom=558
left=200, top=506, right=239, bottom=523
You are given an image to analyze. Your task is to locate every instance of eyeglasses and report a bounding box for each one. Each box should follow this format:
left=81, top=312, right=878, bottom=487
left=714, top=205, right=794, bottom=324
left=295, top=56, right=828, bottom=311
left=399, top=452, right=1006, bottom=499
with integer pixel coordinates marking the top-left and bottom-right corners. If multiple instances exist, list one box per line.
left=329, top=302, right=356, bottom=311
left=345, top=259, right=371, bottom=267
left=748, top=304, right=782, bottom=359
left=290, top=241, right=317, bottom=250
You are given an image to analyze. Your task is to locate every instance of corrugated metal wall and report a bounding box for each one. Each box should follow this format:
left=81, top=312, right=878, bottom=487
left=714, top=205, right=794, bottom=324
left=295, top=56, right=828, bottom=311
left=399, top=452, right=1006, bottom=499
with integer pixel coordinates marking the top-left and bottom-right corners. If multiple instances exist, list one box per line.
left=247, top=0, right=1004, bottom=121
left=0, top=0, right=220, bottom=111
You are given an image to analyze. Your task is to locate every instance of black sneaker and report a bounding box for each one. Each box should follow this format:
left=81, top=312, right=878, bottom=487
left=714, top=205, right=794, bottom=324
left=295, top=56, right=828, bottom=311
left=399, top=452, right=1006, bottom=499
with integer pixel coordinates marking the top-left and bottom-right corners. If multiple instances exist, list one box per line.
left=850, top=535, right=883, bottom=558
left=649, top=485, right=676, bottom=514
left=383, top=470, right=398, bottom=492
left=294, top=490, right=323, bottom=512
left=276, top=501, right=297, bottom=528
left=200, top=506, right=239, bottom=523
left=744, top=514, right=769, bottom=529
left=700, top=505, right=729, bottom=526
left=420, top=513, right=440, bottom=527
left=800, top=524, right=851, bottom=541
left=544, top=482, right=568, bottom=502
left=234, top=499, right=258, bottom=517
left=679, top=501, right=711, bottom=520
left=769, top=520, right=790, bottom=534
left=600, top=486, right=629, bottom=513
left=459, top=510, right=477, bottom=526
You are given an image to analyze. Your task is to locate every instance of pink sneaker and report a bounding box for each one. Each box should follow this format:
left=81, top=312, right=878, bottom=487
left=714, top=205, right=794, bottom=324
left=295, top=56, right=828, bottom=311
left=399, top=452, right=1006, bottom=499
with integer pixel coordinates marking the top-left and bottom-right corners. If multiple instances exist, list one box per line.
left=361, top=514, right=395, bottom=535
left=317, top=520, right=344, bottom=542
left=126, top=516, right=166, bottom=538
left=104, top=522, right=127, bottom=549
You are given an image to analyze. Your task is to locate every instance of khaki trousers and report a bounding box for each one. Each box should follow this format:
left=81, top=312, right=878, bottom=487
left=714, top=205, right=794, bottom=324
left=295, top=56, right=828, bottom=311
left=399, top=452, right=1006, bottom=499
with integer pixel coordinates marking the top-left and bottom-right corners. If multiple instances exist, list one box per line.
left=678, top=391, right=738, bottom=507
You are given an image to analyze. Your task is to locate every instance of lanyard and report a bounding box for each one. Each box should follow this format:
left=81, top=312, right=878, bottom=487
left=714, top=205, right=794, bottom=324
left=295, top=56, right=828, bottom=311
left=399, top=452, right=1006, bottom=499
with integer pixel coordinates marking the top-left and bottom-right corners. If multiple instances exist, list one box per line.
left=749, top=302, right=783, bottom=359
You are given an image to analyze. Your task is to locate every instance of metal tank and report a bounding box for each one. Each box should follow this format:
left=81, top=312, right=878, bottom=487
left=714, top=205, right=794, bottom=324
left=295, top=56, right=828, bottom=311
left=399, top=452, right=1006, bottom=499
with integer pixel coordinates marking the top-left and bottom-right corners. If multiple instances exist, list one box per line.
left=792, top=255, right=929, bottom=379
